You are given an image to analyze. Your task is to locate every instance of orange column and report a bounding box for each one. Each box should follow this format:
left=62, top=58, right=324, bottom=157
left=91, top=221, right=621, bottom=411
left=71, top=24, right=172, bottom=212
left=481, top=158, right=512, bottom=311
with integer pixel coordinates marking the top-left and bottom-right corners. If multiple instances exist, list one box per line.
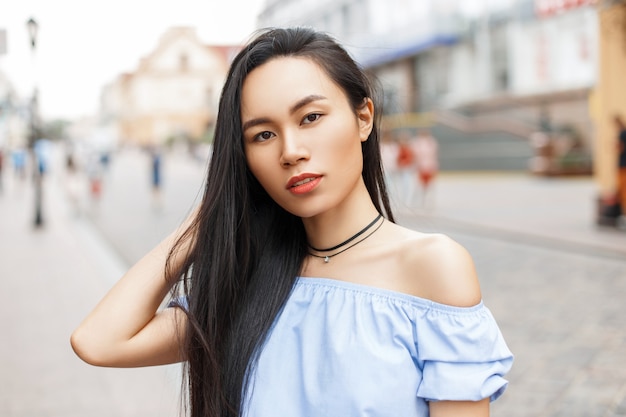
left=590, top=3, right=626, bottom=198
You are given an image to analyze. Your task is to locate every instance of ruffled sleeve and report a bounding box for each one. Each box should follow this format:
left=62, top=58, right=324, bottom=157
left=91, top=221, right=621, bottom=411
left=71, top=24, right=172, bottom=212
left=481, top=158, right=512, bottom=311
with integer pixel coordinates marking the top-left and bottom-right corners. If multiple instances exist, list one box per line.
left=414, top=301, right=513, bottom=402
left=167, top=296, right=188, bottom=311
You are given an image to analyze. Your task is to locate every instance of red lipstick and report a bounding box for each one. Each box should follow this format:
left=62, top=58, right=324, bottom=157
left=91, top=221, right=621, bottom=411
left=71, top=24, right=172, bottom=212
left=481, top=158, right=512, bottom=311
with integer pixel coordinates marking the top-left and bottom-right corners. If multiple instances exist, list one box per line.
left=287, top=173, right=322, bottom=195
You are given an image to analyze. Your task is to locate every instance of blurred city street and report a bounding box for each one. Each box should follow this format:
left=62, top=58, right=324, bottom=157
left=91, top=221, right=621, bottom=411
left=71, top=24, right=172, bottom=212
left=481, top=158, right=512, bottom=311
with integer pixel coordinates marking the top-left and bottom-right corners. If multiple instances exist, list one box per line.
left=0, top=147, right=182, bottom=417
left=3, top=1, right=626, bottom=416
left=1, top=146, right=626, bottom=416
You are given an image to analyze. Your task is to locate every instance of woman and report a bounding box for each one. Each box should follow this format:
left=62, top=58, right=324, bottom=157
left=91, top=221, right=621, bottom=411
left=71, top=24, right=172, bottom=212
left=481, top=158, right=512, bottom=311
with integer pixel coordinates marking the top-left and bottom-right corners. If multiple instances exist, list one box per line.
left=413, top=128, right=439, bottom=208
left=615, top=115, right=626, bottom=217
left=71, top=27, right=513, bottom=417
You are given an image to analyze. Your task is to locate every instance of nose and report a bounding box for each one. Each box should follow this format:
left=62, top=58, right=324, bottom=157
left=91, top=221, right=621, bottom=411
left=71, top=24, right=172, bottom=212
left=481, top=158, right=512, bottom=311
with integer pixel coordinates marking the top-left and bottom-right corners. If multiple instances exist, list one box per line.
left=279, top=132, right=310, bottom=167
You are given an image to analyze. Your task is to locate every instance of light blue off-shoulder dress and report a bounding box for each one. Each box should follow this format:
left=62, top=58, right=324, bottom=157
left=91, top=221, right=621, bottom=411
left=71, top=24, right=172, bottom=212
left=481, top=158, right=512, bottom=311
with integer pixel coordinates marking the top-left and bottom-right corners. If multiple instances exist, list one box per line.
left=243, top=277, right=513, bottom=417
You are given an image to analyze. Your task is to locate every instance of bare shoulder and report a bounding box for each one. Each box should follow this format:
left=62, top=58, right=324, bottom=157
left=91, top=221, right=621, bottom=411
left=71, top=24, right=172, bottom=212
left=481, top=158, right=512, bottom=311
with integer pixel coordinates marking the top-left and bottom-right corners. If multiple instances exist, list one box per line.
left=391, top=226, right=481, bottom=307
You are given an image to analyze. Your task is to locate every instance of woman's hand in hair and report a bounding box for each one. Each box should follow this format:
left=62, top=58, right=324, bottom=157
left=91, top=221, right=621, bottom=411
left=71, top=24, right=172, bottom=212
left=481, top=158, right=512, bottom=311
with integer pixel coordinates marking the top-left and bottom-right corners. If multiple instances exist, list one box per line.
left=70, top=210, right=197, bottom=367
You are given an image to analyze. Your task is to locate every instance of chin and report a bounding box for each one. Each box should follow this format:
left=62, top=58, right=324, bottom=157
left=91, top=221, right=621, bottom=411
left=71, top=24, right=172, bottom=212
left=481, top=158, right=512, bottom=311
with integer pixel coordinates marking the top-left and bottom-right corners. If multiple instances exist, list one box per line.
left=285, top=208, right=321, bottom=219
left=274, top=193, right=343, bottom=219
left=281, top=202, right=327, bottom=219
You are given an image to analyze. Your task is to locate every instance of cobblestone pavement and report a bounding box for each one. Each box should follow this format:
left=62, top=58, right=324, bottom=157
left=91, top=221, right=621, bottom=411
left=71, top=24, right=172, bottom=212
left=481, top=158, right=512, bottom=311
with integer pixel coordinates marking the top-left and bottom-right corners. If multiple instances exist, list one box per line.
left=404, top=224, right=626, bottom=417
left=2, top=147, right=625, bottom=416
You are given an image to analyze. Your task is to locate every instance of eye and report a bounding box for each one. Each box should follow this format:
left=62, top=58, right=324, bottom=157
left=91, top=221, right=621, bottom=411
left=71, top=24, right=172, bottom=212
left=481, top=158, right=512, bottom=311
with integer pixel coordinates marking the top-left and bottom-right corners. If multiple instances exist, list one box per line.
left=253, top=131, right=275, bottom=142
left=302, top=113, right=322, bottom=125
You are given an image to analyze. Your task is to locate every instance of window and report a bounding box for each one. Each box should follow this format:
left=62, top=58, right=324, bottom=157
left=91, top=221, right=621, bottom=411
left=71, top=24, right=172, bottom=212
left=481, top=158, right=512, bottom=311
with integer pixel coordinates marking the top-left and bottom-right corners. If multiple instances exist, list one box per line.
left=179, top=53, right=189, bottom=71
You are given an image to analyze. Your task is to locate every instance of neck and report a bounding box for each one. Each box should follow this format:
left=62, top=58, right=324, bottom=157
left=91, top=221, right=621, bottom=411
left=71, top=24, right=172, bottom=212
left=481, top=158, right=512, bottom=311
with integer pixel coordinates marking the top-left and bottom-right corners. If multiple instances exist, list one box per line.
left=303, top=186, right=380, bottom=251
left=308, top=213, right=382, bottom=252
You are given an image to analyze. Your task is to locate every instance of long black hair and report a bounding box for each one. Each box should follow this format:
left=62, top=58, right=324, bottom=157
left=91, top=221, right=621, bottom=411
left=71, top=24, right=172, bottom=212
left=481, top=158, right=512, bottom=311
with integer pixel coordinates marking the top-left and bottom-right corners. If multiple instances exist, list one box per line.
left=168, top=27, right=394, bottom=417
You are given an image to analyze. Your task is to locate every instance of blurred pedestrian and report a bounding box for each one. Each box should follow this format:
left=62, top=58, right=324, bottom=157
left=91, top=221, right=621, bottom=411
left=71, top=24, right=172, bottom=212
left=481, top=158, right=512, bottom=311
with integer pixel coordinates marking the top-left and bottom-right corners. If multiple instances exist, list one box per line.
left=396, top=130, right=416, bottom=206
left=0, top=147, right=4, bottom=194
left=99, top=151, right=111, bottom=172
left=616, top=115, right=626, bottom=220
left=412, top=128, right=439, bottom=208
left=12, top=147, right=26, bottom=180
left=86, top=152, right=103, bottom=202
left=149, top=145, right=163, bottom=209
left=34, top=139, right=51, bottom=178
left=71, top=27, right=512, bottom=417
left=65, top=148, right=82, bottom=215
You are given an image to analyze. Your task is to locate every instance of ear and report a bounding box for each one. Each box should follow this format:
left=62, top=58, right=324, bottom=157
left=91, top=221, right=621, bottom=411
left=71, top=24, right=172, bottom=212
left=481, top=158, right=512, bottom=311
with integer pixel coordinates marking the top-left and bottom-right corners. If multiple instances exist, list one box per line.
left=357, top=98, right=374, bottom=142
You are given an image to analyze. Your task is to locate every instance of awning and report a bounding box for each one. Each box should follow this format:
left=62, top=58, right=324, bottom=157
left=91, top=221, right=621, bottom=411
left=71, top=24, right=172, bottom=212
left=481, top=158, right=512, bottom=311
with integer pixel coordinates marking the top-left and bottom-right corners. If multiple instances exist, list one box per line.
left=358, top=33, right=459, bottom=69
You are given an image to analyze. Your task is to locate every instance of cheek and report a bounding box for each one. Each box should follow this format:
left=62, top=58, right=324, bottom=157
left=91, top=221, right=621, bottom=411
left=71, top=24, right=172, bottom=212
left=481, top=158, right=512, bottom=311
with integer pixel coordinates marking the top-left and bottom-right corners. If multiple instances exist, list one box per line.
left=245, top=149, right=262, bottom=181
left=337, top=146, right=364, bottom=178
left=246, top=150, right=280, bottom=192
left=323, top=122, right=364, bottom=168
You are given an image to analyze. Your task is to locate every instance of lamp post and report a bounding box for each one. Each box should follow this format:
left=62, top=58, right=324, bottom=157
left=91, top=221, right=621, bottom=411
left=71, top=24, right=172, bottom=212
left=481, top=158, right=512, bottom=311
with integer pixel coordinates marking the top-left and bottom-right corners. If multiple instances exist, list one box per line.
left=26, top=18, right=38, bottom=48
left=26, top=16, right=43, bottom=227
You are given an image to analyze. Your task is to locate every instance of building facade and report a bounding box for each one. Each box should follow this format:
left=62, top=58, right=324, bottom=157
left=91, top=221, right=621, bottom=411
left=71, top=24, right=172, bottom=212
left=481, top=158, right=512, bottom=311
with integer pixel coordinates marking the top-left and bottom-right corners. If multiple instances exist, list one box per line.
left=0, top=69, right=28, bottom=151
left=257, top=0, right=599, bottom=172
left=101, top=27, right=241, bottom=146
left=258, top=0, right=466, bottom=115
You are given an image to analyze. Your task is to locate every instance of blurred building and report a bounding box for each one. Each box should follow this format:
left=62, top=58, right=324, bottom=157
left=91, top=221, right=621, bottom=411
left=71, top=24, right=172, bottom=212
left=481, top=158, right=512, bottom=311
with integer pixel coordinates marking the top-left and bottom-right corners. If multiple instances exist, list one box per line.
left=100, top=27, right=241, bottom=147
left=258, top=0, right=598, bottom=172
left=0, top=66, right=28, bottom=151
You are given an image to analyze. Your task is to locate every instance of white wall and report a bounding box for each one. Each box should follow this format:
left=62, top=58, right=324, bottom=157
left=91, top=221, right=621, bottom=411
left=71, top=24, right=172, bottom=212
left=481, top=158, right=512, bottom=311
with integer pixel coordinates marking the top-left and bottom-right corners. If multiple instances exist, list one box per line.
left=446, top=43, right=479, bottom=106
left=509, top=7, right=597, bottom=95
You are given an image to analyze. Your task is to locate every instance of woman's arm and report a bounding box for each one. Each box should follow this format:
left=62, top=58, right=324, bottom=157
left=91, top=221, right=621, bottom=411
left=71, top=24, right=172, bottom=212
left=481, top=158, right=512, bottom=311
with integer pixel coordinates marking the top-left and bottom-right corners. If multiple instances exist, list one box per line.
left=70, top=213, right=196, bottom=367
left=430, top=399, right=490, bottom=417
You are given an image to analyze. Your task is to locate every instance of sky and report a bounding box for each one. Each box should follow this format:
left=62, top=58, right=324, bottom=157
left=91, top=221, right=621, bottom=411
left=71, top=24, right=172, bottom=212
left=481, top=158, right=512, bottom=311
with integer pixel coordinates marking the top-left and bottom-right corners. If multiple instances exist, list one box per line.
left=0, top=0, right=266, bottom=120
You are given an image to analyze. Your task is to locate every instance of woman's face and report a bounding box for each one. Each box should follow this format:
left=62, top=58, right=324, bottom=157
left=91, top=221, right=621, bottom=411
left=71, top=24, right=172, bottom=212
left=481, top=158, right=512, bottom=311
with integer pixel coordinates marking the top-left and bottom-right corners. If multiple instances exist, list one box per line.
left=241, top=57, right=373, bottom=218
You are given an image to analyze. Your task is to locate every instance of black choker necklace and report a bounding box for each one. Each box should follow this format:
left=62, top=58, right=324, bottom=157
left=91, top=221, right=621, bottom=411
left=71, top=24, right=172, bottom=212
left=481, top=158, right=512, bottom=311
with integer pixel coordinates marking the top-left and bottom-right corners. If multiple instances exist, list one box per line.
left=309, top=213, right=383, bottom=263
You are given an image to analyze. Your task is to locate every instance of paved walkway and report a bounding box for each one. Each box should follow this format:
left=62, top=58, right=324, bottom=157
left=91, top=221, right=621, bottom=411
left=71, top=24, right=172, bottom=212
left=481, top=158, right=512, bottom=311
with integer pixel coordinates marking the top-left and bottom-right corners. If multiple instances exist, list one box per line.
left=0, top=166, right=180, bottom=417
left=393, top=172, right=626, bottom=417
left=393, top=171, right=626, bottom=259
left=1, top=148, right=625, bottom=416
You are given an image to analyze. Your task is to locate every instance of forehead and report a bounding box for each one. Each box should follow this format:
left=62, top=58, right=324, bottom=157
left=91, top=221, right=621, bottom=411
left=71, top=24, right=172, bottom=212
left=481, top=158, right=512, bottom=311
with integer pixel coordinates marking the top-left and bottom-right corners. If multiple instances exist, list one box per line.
left=241, top=57, right=346, bottom=116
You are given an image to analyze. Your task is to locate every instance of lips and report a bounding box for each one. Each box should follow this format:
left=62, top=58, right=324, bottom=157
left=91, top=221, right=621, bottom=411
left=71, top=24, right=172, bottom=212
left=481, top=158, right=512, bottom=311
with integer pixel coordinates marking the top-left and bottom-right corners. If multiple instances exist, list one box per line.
left=287, top=173, right=322, bottom=194
left=291, top=177, right=316, bottom=187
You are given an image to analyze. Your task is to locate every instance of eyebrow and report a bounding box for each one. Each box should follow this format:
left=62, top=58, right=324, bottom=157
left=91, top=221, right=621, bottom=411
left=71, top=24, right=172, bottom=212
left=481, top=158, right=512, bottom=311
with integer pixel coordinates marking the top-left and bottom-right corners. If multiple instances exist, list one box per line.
left=289, top=94, right=327, bottom=115
left=242, top=94, right=328, bottom=132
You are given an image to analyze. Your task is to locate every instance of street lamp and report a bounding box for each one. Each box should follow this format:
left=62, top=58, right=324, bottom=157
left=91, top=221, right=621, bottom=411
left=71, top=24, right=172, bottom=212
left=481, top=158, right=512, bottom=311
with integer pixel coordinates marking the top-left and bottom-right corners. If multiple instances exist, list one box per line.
left=26, top=17, right=38, bottom=48
left=26, top=16, right=43, bottom=228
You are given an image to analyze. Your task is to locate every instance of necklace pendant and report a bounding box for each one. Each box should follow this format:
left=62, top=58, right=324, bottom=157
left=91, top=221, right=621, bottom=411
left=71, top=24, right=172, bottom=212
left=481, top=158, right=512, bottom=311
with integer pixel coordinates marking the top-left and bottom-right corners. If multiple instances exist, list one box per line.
left=324, top=256, right=330, bottom=263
